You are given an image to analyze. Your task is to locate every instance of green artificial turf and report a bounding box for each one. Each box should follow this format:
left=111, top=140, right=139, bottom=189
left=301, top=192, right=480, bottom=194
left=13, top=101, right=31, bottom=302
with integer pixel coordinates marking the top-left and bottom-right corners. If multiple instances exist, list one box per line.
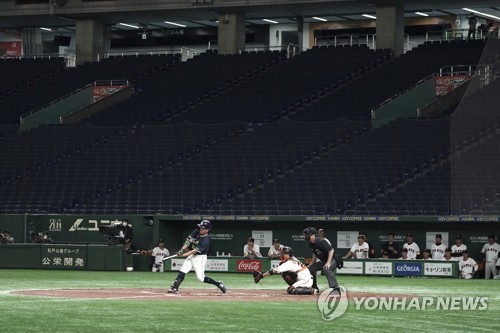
left=0, top=270, right=498, bottom=332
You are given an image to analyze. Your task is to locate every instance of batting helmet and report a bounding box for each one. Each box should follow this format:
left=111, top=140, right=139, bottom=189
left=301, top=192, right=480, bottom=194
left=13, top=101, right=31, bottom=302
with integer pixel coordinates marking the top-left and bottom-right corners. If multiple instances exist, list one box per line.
left=197, top=219, right=212, bottom=230
left=281, top=246, right=294, bottom=257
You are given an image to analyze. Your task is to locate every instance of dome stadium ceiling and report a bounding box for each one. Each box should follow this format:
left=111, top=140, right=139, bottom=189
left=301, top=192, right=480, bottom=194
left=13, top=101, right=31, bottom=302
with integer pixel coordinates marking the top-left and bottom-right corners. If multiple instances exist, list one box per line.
left=0, top=0, right=499, bottom=33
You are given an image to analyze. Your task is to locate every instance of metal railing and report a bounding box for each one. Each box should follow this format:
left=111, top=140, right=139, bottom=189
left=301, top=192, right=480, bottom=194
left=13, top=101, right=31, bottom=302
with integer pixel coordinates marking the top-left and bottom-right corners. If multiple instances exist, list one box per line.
left=20, top=80, right=129, bottom=121
left=97, top=49, right=181, bottom=61
left=314, top=34, right=376, bottom=49
left=2, top=53, right=76, bottom=67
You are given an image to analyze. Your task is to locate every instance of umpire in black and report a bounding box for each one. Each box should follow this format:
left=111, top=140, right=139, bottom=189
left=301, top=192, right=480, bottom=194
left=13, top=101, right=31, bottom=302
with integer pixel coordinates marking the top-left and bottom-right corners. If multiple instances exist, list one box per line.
left=303, top=227, right=341, bottom=293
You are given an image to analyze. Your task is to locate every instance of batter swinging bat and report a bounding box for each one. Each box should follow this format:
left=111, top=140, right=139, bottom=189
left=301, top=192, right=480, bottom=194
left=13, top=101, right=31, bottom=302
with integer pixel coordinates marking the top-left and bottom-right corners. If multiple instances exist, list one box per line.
left=162, top=254, right=178, bottom=262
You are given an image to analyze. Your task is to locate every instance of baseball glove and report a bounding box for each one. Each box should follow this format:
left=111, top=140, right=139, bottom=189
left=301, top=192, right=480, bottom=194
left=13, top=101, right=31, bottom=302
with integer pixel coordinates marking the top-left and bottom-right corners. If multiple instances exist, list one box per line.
left=253, top=271, right=264, bottom=283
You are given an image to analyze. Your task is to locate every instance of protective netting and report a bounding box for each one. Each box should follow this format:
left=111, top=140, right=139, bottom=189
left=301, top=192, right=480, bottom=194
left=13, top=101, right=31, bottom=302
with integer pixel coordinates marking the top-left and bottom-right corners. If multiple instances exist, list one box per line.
left=450, top=38, right=500, bottom=215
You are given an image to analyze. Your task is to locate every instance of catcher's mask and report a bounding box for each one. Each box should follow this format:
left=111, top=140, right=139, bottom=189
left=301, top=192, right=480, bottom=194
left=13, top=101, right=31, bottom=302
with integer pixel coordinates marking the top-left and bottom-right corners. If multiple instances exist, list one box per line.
left=280, top=246, right=294, bottom=261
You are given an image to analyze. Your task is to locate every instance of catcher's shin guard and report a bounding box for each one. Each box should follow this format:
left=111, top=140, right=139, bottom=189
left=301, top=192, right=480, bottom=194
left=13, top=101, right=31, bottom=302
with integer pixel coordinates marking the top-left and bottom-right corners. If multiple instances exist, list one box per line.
left=287, top=286, right=314, bottom=295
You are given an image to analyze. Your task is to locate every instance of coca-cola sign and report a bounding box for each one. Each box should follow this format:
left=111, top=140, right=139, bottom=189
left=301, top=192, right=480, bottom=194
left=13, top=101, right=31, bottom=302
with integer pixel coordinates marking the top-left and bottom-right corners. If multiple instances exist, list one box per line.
left=237, top=260, right=262, bottom=272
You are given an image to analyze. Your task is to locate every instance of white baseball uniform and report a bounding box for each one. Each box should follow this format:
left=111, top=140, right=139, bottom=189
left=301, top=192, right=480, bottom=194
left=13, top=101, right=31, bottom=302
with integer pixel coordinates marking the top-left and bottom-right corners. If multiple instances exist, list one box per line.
left=268, top=244, right=284, bottom=257
left=451, top=244, right=467, bottom=256
left=443, top=256, right=457, bottom=261
left=243, top=244, right=262, bottom=257
left=151, top=246, right=170, bottom=272
left=459, top=257, right=478, bottom=279
left=349, top=242, right=369, bottom=259
left=431, top=243, right=447, bottom=260
left=481, top=242, right=500, bottom=279
left=275, top=258, right=313, bottom=288
left=403, top=242, right=420, bottom=259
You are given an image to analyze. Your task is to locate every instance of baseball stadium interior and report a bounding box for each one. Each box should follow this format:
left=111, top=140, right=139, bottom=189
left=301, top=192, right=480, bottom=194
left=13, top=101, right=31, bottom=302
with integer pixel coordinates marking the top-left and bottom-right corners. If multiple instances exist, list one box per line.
left=0, top=0, right=499, bottom=269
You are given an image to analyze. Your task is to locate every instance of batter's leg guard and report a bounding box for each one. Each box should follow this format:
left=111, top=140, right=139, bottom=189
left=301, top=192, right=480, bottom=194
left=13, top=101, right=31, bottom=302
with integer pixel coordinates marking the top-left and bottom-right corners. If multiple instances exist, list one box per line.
left=172, top=271, right=186, bottom=289
left=203, top=276, right=219, bottom=286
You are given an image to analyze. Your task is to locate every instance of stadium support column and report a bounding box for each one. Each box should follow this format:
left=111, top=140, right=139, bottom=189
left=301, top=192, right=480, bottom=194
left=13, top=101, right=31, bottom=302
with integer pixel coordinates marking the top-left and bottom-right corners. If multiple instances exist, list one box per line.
left=297, top=16, right=304, bottom=50
left=217, top=13, right=245, bottom=55
left=376, top=2, right=404, bottom=57
left=76, top=20, right=107, bottom=65
left=22, top=29, right=42, bottom=56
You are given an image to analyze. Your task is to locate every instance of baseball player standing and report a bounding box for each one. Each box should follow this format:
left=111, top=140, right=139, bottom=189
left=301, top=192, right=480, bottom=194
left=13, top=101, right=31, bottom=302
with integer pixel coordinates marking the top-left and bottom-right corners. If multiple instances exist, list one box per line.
left=481, top=233, right=500, bottom=279
left=403, top=232, right=420, bottom=259
left=151, top=239, right=170, bottom=272
left=303, top=227, right=340, bottom=294
left=451, top=234, right=467, bottom=258
left=167, top=220, right=226, bottom=294
left=431, top=234, right=447, bottom=260
left=458, top=250, right=478, bottom=279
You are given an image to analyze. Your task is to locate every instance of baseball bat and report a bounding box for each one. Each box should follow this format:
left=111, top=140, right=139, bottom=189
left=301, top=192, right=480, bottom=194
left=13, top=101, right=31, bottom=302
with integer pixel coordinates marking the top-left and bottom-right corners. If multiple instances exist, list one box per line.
left=162, top=254, right=178, bottom=262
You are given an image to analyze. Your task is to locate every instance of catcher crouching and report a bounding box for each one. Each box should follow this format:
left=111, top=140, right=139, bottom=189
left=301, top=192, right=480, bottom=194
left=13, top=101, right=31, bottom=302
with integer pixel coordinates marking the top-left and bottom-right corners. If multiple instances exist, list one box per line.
left=253, top=246, right=314, bottom=295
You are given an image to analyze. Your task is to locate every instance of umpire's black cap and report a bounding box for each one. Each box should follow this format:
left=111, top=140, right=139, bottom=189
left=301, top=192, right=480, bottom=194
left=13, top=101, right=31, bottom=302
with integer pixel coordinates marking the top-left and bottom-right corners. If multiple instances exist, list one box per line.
left=303, top=227, right=318, bottom=236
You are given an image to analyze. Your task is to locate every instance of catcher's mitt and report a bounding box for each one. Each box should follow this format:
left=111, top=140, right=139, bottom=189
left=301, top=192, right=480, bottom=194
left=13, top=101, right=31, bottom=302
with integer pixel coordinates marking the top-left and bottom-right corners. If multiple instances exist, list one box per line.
left=253, top=271, right=264, bottom=283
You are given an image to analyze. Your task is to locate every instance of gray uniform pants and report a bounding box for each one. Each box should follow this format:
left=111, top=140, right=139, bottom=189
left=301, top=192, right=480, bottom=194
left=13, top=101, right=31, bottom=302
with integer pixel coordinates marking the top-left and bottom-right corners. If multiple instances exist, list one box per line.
left=308, top=257, right=339, bottom=289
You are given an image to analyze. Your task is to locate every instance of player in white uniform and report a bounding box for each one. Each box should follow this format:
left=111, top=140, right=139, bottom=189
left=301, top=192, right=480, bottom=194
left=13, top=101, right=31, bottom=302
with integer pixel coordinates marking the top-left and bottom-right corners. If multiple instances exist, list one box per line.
left=458, top=250, right=478, bottom=279
left=151, top=239, right=170, bottom=272
left=167, top=220, right=226, bottom=294
left=243, top=237, right=262, bottom=259
left=343, top=235, right=369, bottom=259
left=268, top=239, right=284, bottom=258
left=481, top=234, right=500, bottom=279
left=443, top=248, right=457, bottom=261
left=431, top=234, right=447, bottom=260
left=403, top=232, right=420, bottom=259
left=422, top=248, right=432, bottom=260
left=451, top=234, right=467, bottom=258
left=256, top=246, right=314, bottom=295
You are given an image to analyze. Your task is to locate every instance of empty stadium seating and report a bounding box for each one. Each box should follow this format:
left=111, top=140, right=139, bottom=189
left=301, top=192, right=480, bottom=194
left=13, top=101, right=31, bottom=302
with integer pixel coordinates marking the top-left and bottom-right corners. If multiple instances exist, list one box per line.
left=0, top=39, right=497, bottom=216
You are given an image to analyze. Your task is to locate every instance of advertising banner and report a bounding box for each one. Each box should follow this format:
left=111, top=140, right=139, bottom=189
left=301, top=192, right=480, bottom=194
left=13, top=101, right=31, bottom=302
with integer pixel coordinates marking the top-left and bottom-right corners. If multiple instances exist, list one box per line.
left=40, top=245, right=87, bottom=270
left=365, top=261, right=393, bottom=275
left=237, top=259, right=262, bottom=272
left=92, top=85, right=126, bottom=102
left=394, top=262, right=423, bottom=276
left=435, top=76, right=470, bottom=96
left=336, top=260, right=363, bottom=275
left=0, top=41, right=22, bottom=57
left=170, top=258, right=229, bottom=272
left=424, top=262, right=455, bottom=277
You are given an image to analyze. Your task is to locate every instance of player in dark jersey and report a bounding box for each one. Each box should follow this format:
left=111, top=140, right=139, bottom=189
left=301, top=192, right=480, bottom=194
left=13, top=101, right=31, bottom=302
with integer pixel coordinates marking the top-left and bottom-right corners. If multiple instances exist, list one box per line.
left=167, top=220, right=226, bottom=294
left=303, top=227, right=341, bottom=294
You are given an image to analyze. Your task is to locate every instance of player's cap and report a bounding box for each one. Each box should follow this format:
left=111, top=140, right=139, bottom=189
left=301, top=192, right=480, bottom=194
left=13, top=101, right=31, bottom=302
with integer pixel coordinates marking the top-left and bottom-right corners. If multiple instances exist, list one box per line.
left=455, top=234, right=462, bottom=240
left=402, top=248, right=408, bottom=252
left=462, top=249, right=469, bottom=254
left=435, top=233, right=442, bottom=238
left=158, top=238, right=164, bottom=243
left=445, top=247, right=452, bottom=252
left=357, top=235, right=365, bottom=239
left=273, top=238, right=280, bottom=243
left=122, top=218, right=128, bottom=222
left=488, top=233, right=496, bottom=239
left=406, top=232, right=414, bottom=237
left=197, top=219, right=212, bottom=230
left=424, top=248, right=431, bottom=254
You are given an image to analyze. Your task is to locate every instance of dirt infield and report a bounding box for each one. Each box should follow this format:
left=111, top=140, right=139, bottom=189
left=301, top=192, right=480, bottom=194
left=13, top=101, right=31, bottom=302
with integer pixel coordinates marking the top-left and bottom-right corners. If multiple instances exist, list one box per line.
left=11, top=288, right=413, bottom=302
